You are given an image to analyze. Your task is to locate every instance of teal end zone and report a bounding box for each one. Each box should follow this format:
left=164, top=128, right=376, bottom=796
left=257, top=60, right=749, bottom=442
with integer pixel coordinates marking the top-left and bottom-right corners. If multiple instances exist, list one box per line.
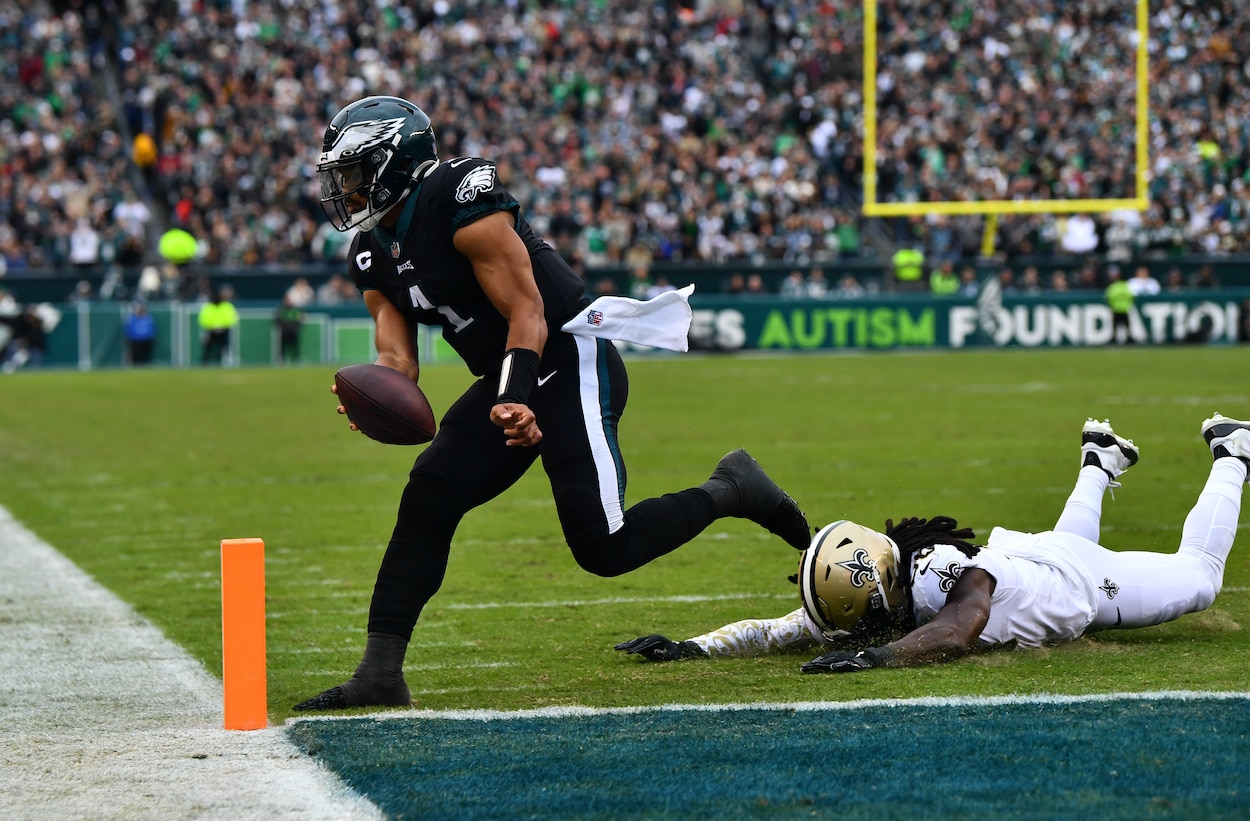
left=287, top=694, right=1250, bottom=820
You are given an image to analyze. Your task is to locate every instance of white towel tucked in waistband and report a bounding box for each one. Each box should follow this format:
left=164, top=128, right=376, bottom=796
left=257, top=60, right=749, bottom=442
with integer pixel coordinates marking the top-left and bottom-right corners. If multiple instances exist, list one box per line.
left=560, top=284, right=695, bottom=352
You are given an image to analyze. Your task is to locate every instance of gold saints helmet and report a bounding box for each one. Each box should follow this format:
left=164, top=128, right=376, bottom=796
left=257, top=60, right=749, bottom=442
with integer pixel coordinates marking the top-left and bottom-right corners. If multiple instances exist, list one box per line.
left=798, top=520, right=908, bottom=642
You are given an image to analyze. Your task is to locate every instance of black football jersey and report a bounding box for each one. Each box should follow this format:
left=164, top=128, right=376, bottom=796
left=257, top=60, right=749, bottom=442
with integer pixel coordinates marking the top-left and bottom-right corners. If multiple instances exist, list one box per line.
left=346, top=158, right=588, bottom=375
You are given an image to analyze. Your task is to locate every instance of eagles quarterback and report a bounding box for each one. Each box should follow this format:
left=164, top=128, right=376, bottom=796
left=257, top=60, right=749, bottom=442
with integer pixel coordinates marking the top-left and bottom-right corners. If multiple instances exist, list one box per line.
left=617, top=416, right=1249, bottom=673
left=294, top=96, right=812, bottom=711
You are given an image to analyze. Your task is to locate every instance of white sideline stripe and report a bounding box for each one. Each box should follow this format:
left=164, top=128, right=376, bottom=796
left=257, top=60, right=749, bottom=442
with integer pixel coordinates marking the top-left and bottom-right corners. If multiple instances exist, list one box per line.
left=437, top=592, right=793, bottom=610
left=292, top=689, right=1250, bottom=725
left=0, top=505, right=383, bottom=821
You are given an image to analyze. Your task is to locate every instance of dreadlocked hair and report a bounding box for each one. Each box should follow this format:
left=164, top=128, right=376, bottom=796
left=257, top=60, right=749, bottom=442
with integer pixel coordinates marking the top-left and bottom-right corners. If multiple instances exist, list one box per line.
left=884, top=516, right=980, bottom=589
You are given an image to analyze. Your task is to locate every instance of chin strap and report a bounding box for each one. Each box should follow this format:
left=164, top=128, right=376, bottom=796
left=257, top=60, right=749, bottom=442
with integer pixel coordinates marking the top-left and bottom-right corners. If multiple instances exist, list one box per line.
left=412, top=159, right=439, bottom=183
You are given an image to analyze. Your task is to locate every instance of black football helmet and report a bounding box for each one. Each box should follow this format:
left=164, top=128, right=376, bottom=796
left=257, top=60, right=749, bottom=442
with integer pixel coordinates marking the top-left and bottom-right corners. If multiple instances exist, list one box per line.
left=317, top=96, right=439, bottom=232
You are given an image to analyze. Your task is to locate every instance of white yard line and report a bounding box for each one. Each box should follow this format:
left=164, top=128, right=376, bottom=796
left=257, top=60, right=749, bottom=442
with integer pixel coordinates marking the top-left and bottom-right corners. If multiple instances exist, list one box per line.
left=0, top=505, right=383, bottom=821
left=294, top=689, right=1250, bottom=725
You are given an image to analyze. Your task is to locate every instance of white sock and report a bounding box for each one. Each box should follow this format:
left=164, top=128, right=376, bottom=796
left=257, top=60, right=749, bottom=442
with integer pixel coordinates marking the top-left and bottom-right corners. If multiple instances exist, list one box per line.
left=1177, top=458, right=1246, bottom=590
left=1052, top=465, right=1109, bottom=542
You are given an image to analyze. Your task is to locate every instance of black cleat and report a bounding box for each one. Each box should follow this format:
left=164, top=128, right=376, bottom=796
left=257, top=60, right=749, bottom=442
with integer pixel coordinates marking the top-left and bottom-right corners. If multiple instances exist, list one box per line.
left=704, top=449, right=812, bottom=549
left=293, top=686, right=349, bottom=712
left=292, top=676, right=412, bottom=712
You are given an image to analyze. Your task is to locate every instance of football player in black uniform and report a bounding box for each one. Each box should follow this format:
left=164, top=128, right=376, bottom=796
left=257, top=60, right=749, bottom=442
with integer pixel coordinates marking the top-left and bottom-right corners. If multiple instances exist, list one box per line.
left=294, top=96, right=812, bottom=710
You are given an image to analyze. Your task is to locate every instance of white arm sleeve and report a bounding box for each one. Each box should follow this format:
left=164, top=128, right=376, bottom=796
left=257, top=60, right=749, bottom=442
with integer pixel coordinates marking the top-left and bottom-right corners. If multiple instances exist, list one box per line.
left=687, top=608, right=822, bottom=658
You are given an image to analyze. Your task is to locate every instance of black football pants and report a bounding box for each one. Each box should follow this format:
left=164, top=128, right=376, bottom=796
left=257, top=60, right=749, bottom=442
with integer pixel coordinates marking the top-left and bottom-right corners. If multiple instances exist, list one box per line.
left=367, top=332, right=719, bottom=639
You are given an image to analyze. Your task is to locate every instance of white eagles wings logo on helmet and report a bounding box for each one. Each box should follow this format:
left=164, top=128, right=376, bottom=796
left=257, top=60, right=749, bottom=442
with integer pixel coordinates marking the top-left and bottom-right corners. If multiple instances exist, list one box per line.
left=455, top=165, right=496, bottom=203
left=325, top=116, right=407, bottom=161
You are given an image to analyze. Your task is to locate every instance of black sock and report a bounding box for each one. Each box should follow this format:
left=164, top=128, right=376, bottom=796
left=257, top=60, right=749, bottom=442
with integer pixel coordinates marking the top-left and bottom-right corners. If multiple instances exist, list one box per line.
left=697, top=475, right=738, bottom=517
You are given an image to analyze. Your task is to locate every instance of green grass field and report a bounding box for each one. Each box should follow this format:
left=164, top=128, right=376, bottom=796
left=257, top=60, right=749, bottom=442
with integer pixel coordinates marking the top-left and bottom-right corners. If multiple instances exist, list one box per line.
left=1, top=347, right=1247, bottom=723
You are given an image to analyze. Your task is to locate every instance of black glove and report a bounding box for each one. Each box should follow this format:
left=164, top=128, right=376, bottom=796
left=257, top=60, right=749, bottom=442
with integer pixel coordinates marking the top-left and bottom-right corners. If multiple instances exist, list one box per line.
left=801, top=647, right=889, bottom=674
left=614, top=634, right=707, bottom=662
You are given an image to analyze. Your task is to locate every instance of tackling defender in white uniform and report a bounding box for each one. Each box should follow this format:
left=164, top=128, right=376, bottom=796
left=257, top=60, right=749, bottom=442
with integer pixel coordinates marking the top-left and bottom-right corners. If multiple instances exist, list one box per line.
left=616, top=414, right=1249, bottom=672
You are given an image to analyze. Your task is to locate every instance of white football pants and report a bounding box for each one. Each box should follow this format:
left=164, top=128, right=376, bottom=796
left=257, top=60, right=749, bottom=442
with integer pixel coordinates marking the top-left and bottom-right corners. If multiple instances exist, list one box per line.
left=1052, top=459, right=1245, bottom=631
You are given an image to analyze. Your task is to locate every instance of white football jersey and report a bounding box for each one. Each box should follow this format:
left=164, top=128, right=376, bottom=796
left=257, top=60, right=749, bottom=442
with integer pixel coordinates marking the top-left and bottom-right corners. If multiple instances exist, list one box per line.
left=910, top=527, right=1099, bottom=648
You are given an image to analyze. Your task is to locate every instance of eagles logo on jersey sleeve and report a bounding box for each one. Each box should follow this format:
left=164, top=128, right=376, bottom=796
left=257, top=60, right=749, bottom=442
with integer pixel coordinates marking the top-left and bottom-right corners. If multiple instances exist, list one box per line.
left=422, top=158, right=519, bottom=236
left=454, top=164, right=497, bottom=203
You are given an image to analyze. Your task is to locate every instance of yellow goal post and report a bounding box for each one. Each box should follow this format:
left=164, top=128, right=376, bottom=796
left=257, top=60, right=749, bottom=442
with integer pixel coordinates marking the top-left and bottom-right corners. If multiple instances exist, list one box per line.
left=861, top=0, right=1150, bottom=252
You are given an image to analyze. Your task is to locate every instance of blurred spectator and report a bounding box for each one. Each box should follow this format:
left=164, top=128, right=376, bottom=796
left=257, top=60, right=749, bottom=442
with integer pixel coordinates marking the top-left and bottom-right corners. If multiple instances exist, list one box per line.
left=744, top=274, right=768, bottom=297
left=69, top=220, right=101, bottom=272
left=124, top=302, right=156, bottom=365
left=890, top=244, right=926, bottom=292
left=647, top=275, right=677, bottom=300
left=1018, top=266, right=1043, bottom=295
left=832, top=212, right=860, bottom=259
left=1060, top=214, right=1099, bottom=256
left=779, top=270, right=807, bottom=300
left=1164, top=267, right=1186, bottom=292
left=1102, top=214, right=1136, bottom=264
left=112, top=185, right=151, bottom=246
left=1191, top=265, right=1221, bottom=290
left=198, top=286, right=238, bottom=366
left=1105, top=268, right=1135, bottom=345
left=274, top=296, right=305, bottom=364
left=832, top=275, right=865, bottom=299
left=316, top=275, right=346, bottom=306
left=576, top=217, right=611, bottom=268
left=67, top=280, right=94, bottom=305
left=338, top=278, right=361, bottom=302
left=805, top=268, right=829, bottom=299
left=929, top=259, right=959, bottom=297
left=997, top=267, right=1019, bottom=296
left=136, top=266, right=163, bottom=301
left=629, top=265, right=654, bottom=301
left=958, top=266, right=980, bottom=298
left=1049, top=271, right=1071, bottom=293
left=1127, top=266, right=1161, bottom=297
left=12, top=0, right=1250, bottom=275
left=311, top=222, right=359, bottom=263
left=285, top=277, right=315, bottom=309
left=1073, top=262, right=1103, bottom=291
left=723, top=273, right=746, bottom=297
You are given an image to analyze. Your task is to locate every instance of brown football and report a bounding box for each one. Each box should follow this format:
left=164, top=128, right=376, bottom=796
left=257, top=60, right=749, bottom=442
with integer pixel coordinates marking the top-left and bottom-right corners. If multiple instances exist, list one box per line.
left=333, top=364, right=437, bottom=445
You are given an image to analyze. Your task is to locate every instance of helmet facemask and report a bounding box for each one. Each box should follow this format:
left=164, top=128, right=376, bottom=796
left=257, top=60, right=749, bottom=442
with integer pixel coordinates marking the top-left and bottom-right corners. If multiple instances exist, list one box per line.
left=798, top=520, right=909, bottom=644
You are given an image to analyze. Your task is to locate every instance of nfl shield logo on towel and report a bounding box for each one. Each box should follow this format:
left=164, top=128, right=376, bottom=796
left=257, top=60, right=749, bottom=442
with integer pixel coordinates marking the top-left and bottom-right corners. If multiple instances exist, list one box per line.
left=588, top=310, right=604, bottom=326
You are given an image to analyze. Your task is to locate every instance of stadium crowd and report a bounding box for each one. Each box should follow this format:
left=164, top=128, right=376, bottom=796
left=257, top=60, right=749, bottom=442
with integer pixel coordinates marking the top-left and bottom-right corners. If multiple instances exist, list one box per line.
left=3, top=0, right=1250, bottom=285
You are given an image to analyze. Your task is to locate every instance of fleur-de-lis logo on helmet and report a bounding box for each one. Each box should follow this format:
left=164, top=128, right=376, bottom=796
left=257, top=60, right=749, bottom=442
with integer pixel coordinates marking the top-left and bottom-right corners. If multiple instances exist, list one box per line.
left=799, top=520, right=906, bottom=641
left=835, top=548, right=877, bottom=589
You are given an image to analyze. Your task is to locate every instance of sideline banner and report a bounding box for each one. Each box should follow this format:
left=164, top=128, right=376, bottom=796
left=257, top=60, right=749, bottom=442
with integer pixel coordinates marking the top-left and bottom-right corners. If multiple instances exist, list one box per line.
left=22, top=290, right=1250, bottom=370
left=663, top=291, right=1249, bottom=353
